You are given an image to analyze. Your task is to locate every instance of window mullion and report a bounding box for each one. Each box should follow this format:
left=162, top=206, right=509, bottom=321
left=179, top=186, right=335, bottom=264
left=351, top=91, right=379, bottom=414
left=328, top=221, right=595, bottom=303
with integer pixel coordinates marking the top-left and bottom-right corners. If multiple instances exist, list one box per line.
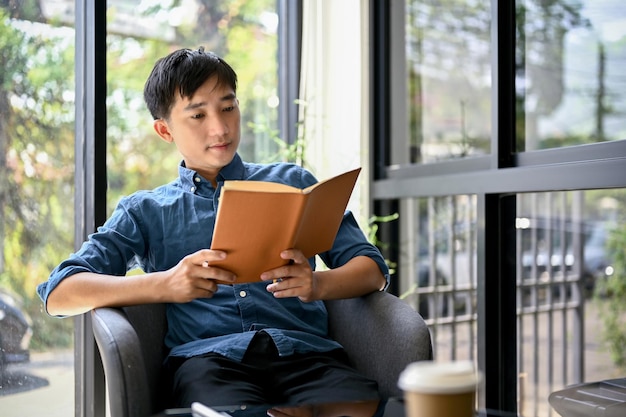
left=74, top=1, right=107, bottom=416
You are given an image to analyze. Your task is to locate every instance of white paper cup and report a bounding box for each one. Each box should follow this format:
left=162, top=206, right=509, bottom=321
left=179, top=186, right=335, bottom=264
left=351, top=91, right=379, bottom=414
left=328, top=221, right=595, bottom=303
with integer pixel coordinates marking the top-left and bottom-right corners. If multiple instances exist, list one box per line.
left=398, top=361, right=482, bottom=417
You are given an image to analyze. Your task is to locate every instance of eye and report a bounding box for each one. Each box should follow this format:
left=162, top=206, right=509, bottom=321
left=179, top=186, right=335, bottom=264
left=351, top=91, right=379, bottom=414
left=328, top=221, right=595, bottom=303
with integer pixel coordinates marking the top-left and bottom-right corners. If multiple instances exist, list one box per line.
left=191, top=113, right=205, bottom=120
left=223, top=106, right=235, bottom=112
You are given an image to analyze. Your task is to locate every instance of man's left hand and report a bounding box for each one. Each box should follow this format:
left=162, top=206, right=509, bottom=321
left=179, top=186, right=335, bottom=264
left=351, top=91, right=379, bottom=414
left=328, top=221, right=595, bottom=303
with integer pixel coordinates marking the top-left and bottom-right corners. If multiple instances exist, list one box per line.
left=261, top=249, right=318, bottom=302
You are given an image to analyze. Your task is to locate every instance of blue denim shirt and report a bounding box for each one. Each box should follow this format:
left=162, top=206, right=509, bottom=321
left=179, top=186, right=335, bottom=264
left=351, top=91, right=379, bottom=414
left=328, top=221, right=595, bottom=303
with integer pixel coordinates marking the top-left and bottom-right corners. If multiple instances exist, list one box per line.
left=37, top=154, right=389, bottom=362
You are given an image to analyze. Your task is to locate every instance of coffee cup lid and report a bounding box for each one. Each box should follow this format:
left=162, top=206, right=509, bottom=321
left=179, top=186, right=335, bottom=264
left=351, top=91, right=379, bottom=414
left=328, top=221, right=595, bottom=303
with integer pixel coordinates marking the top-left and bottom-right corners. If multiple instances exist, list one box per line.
left=398, top=361, right=482, bottom=394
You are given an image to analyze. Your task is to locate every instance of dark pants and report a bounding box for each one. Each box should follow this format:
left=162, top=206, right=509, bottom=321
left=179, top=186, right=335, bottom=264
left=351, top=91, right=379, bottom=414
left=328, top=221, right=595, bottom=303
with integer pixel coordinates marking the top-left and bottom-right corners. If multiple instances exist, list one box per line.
left=166, top=331, right=380, bottom=409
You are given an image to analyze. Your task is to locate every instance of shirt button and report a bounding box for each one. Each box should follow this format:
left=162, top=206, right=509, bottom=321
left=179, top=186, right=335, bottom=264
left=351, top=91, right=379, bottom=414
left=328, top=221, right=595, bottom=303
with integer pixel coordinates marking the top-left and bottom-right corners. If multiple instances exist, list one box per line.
left=239, top=290, right=247, bottom=298
left=190, top=186, right=196, bottom=192
left=194, top=177, right=201, bottom=183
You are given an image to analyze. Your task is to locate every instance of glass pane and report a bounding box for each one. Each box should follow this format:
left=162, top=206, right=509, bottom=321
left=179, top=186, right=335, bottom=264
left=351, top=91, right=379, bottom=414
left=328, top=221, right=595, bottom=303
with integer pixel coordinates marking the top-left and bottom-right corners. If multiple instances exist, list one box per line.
left=0, top=5, right=75, bottom=416
left=517, top=1, right=626, bottom=150
left=405, top=1, right=492, bottom=164
left=106, top=0, right=279, bottom=210
left=397, top=190, right=624, bottom=415
left=516, top=190, right=623, bottom=416
left=397, top=195, right=478, bottom=362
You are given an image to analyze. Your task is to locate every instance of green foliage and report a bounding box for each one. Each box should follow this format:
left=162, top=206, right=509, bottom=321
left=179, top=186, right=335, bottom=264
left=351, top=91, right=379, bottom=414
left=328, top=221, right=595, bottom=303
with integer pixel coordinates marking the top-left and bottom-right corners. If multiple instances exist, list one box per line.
left=538, top=134, right=598, bottom=149
left=595, top=222, right=626, bottom=372
left=0, top=16, right=27, bottom=88
left=0, top=12, right=76, bottom=349
left=0, top=0, right=42, bottom=22
left=247, top=99, right=307, bottom=165
left=1, top=22, right=74, bottom=275
left=366, top=213, right=399, bottom=276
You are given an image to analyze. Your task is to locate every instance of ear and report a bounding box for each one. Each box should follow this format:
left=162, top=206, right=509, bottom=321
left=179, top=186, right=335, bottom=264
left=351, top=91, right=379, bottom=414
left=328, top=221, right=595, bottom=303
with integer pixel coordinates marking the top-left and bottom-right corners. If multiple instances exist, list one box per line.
left=153, top=119, right=174, bottom=143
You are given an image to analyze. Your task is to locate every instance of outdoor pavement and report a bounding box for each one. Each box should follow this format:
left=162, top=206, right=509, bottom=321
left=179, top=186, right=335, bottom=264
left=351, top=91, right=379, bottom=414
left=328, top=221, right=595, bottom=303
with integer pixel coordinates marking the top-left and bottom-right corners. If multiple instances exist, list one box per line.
left=0, top=350, right=74, bottom=417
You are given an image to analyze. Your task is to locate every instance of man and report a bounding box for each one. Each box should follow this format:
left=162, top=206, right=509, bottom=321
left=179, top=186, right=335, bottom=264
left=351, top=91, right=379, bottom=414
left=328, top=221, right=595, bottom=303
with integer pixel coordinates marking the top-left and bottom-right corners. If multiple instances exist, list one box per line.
left=37, top=47, right=389, bottom=410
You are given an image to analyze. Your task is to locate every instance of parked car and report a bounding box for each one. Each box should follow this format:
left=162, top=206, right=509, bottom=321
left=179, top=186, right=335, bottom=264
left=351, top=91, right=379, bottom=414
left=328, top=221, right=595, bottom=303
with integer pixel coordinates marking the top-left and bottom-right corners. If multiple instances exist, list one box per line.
left=414, top=261, right=451, bottom=319
left=520, top=219, right=615, bottom=298
left=0, top=289, right=32, bottom=375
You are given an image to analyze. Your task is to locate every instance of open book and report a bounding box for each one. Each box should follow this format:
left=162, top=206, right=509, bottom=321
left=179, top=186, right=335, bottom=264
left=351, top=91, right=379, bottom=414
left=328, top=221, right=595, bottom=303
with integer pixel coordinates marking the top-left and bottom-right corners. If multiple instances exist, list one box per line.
left=209, top=167, right=362, bottom=283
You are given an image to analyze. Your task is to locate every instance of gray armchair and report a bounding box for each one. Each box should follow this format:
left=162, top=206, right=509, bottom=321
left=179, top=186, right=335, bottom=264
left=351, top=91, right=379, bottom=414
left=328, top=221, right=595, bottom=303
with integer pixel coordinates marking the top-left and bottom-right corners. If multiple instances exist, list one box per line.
left=91, top=291, right=432, bottom=417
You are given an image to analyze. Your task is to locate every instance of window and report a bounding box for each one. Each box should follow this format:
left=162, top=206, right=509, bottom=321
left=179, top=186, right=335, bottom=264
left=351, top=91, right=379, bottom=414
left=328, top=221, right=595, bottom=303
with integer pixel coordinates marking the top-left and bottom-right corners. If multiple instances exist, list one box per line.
left=0, top=4, right=75, bottom=415
left=373, top=0, right=626, bottom=414
left=515, top=190, right=624, bottom=416
left=518, top=1, right=626, bottom=150
left=396, top=195, right=478, bottom=360
left=405, top=1, right=492, bottom=163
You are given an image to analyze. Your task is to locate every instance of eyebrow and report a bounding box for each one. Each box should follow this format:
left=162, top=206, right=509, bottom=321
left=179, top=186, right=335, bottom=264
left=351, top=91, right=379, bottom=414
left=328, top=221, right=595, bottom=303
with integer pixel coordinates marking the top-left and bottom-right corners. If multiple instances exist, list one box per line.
left=183, top=93, right=237, bottom=112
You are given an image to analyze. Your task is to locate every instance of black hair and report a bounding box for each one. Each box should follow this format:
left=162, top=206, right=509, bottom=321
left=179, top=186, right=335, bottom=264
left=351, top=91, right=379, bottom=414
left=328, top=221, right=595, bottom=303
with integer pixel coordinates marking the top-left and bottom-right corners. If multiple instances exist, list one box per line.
left=143, top=47, right=238, bottom=120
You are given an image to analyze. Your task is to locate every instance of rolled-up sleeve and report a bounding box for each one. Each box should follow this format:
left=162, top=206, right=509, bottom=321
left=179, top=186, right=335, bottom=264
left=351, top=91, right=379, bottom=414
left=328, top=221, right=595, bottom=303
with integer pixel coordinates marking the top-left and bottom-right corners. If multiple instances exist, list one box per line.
left=318, top=211, right=390, bottom=288
left=36, top=198, right=147, bottom=314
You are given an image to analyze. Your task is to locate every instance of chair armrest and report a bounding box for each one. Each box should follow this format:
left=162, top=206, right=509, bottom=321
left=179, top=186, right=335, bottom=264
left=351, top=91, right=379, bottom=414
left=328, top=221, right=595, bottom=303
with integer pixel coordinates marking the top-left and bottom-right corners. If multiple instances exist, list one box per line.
left=325, top=291, right=432, bottom=399
left=92, top=307, right=153, bottom=417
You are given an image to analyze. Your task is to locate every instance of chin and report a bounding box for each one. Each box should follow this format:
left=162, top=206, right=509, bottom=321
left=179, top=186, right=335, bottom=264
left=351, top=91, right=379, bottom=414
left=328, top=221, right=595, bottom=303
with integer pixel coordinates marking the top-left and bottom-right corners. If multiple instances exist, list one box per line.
left=213, top=151, right=237, bottom=166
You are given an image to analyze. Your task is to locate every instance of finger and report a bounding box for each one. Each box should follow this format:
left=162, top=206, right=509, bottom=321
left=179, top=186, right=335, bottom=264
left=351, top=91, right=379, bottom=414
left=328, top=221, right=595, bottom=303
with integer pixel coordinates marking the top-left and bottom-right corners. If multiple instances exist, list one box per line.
left=280, top=249, right=306, bottom=264
left=267, top=278, right=306, bottom=298
left=266, top=409, right=292, bottom=417
left=193, top=249, right=227, bottom=265
left=196, top=274, right=217, bottom=288
left=195, top=286, right=217, bottom=299
left=260, top=264, right=292, bottom=282
left=199, top=264, right=237, bottom=283
left=266, top=275, right=287, bottom=294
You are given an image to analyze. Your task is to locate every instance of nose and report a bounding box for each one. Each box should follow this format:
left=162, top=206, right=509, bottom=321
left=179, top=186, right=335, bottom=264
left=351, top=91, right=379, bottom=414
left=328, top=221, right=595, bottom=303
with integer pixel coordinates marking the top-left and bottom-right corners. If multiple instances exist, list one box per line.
left=206, top=114, right=229, bottom=137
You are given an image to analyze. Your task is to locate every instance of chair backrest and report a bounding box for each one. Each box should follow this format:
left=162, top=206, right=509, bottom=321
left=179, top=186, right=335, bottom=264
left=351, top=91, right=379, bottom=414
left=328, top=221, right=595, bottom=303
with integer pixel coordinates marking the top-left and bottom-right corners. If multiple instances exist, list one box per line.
left=93, top=292, right=432, bottom=416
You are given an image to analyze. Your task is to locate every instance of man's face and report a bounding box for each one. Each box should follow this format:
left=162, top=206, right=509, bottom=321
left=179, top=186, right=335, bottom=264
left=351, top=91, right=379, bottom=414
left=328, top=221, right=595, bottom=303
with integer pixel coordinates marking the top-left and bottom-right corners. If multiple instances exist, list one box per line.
left=153, top=76, right=241, bottom=184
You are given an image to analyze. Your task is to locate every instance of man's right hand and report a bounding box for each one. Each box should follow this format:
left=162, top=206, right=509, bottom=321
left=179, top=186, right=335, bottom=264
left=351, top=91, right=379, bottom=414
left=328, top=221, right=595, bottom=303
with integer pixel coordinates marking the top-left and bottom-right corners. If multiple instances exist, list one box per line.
left=163, top=249, right=236, bottom=302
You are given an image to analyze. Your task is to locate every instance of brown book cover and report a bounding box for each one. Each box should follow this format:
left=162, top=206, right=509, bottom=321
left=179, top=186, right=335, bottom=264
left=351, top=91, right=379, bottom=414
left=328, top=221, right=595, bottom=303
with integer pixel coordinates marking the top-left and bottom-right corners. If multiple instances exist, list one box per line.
left=209, top=167, right=362, bottom=283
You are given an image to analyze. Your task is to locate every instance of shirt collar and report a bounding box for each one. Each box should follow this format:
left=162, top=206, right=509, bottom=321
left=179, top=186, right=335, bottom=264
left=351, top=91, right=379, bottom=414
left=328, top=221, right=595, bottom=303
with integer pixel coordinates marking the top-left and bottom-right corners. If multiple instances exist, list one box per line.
left=216, top=153, right=246, bottom=182
left=177, top=153, right=246, bottom=191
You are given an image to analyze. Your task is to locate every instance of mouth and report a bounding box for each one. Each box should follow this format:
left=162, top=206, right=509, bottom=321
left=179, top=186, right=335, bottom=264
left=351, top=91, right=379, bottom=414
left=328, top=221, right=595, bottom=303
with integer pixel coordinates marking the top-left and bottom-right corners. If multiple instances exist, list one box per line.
left=208, top=141, right=231, bottom=151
